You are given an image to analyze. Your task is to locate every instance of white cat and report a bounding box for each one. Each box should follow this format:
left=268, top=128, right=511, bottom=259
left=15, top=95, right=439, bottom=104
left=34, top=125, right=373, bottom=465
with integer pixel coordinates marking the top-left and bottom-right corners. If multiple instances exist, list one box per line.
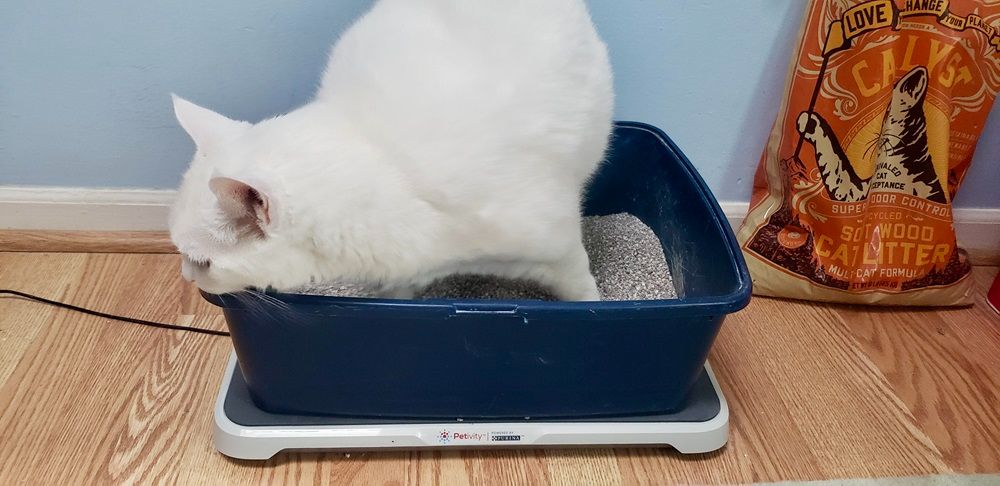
left=169, top=0, right=614, bottom=300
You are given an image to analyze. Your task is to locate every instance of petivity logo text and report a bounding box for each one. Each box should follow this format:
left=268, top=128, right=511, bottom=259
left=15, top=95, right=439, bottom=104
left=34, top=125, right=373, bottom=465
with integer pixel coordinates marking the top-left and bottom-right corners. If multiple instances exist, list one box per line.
left=436, top=430, right=524, bottom=444
left=438, top=431, right=487, bottom=444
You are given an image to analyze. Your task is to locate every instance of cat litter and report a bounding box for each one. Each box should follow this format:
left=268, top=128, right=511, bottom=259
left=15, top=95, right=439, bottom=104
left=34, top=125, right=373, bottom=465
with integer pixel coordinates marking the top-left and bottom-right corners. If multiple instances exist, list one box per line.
left=299, top=212, right=676, bottom=301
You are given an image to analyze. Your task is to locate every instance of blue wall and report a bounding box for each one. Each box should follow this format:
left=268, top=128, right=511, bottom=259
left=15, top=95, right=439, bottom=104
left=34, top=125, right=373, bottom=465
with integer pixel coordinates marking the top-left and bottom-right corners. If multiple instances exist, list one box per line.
left=1, top=1, right=996, bottom=207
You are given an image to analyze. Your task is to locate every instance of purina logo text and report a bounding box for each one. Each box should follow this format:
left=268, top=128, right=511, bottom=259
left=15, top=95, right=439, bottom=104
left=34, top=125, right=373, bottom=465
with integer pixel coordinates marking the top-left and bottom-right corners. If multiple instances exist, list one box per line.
left=490, top=434, right=522, bottom=442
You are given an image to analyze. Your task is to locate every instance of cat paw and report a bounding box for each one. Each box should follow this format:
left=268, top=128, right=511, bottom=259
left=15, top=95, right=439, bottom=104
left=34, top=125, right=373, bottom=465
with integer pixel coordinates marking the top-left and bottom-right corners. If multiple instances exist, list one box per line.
left=378, top=286, right=417, bottom=300
left=551, top=274, right=601, bottom=302
left=796, top=111, right=824, bottom=143
left=570, top=285, right=602, bottom=302
left=536, top=246, right=603, bottom=301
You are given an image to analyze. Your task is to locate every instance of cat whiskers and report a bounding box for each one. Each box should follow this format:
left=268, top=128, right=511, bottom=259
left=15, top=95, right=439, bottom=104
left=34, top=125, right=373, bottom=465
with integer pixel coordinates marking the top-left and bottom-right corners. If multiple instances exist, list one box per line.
left=863, top=133, right=905, bottom=161
left=233, top=289, right=299, bottom=326
left=256, top=291, right=292, bottom=310
left=863, top=135, right=882, bottom=161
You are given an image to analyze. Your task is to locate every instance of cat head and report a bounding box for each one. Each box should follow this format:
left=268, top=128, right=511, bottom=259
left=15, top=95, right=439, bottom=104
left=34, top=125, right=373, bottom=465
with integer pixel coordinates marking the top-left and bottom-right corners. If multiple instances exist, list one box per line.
left=878, top=67, right=929, bottom=155
left=168, top=95, right=318, bottom=295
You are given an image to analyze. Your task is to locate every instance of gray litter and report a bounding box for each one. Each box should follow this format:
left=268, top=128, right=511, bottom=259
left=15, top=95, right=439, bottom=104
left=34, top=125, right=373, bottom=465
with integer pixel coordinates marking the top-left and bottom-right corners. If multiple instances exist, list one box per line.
left=298, top=212, right=675, bottom=301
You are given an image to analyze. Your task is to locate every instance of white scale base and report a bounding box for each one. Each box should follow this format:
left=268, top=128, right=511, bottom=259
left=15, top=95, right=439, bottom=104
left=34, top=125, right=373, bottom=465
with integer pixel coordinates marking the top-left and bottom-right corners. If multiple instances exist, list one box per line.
left=214, top=352, right=729, bottom=460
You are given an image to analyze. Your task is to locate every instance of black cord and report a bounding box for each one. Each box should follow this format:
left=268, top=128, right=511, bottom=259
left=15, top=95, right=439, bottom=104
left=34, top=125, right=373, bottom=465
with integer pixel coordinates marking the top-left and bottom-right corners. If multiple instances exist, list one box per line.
left=0, top=289, right=230, bottom=337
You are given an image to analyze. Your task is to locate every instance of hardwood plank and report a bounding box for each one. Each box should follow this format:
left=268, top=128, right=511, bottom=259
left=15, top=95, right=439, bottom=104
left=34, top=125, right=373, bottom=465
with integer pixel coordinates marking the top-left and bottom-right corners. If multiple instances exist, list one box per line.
left=609, top=297, right=950, bottom=484
left=417, top=451, right=474, bottom=486
left=460, top=450, right=554, bottom=485
left=944, top=267, right=1000, bottom=371
left=835, top=267, right=1000, bottom=473
left=0, top=230, right=174, bottom=253
left=0, top=254, right=228, bottom=484
left=544, top=449, right=622, bottom=485
left=0, top=253, right=89, bottom=386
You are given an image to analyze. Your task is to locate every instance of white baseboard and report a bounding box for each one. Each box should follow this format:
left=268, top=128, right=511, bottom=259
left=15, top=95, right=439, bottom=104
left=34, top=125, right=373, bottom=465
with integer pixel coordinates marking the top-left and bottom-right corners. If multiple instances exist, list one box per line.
left=0, top=186, right=175, bottom=231
left=0, top=187, right=997, bottom=255
left=719, top=202, right=750, bottom=235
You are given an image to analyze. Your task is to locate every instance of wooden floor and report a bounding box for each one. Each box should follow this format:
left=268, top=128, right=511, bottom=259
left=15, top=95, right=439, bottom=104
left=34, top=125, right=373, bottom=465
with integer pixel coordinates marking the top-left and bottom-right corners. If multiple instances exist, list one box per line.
left=0, top=252, right=997, bottom=485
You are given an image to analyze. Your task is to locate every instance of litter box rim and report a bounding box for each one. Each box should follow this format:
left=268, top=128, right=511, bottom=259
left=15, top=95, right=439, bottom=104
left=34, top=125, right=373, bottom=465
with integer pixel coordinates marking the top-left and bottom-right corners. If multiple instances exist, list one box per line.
left=201, top=121, right=752, bottom=318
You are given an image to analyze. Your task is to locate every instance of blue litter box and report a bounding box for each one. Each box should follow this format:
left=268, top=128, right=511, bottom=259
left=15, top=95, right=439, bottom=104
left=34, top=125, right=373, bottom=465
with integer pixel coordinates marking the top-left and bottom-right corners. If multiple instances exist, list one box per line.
left=203, top=122, right=751, bottom=420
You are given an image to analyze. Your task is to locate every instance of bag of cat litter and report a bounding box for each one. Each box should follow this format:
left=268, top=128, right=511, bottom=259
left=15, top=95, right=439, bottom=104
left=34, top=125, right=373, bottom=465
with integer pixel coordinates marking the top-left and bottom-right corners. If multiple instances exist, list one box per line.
left=737, top=0, right=1000, bottom=305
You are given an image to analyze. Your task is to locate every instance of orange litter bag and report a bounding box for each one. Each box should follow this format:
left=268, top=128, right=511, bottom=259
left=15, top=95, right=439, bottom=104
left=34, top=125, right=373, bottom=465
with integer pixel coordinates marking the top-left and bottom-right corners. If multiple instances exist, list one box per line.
left=738, top=0, right=1000, bottom=305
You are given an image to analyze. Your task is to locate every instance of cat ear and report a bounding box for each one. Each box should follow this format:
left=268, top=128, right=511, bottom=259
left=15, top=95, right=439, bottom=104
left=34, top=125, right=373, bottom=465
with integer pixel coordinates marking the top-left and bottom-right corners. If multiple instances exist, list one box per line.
left=896, top=67, right=928, bottom=105
left=209, top=176, right=272, bottom=237
left=172, top=94, right=248, bottom=149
